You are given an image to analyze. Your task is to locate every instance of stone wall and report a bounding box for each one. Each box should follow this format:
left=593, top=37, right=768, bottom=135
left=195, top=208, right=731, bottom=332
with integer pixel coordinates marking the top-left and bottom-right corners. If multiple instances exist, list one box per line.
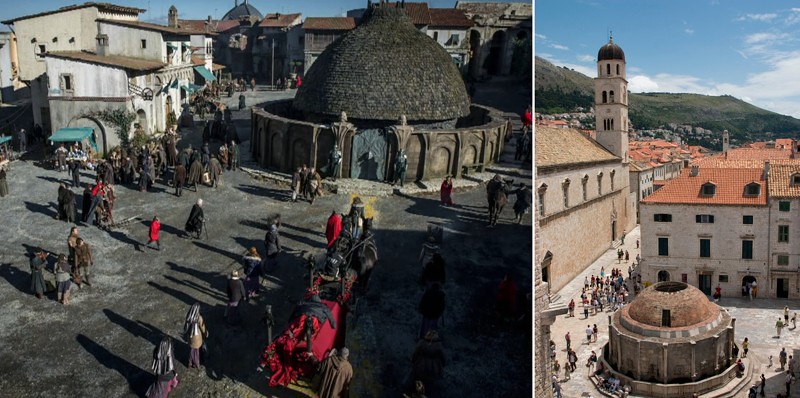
left=250, top=101, right=509, bottom=182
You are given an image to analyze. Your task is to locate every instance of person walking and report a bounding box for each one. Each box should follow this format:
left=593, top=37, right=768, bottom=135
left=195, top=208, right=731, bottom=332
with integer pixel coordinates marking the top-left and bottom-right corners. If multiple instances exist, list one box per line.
left=290, top=167, right=301, bottom=202
left=785, top=306, right=790, bottom=324
left=742, top=337, right=749, bottom=358
left=146, top=216, right=161, bottom=251
left=315, top=347, right=353, bottom=398
left=411, top=330, right=445, bottom=396
left=568, top=299, right=575, bottom=317
left=30, top=248, right=47, bottom=299
left=777, top=318, right=785, bottom=338
left=264, top=220, right=281, bottom=273
left=243, top=248, right=262, bottom=299
left=325, top=211, right=342, bottom=249
left=781, top=348, right=788, bottom=370
left=69, top=159, right=81, bottom=188
left=585, top=325, right=593, bottom=344
left=583, top=301, right=589, bottom=319
left=565, top=331, right=571, bottom=351
left=173, top=163, right=186, bottom=197
left=418, top=282, right=445, bottom=339
left=184, top=303, right=207, bottom=369
left=73, top=238, right=93, bottom=288
left=440, top=176, right=454, bottom=206
left=226, top=270, right=246, bottom=326
left=786, top=370, right=795, bottom=396
left=0, top=165, right=8, bottom=197
left=592, top=324, right=599, bottom=343
left=54, top=254, right=71, bottom=304
left=146, top=337, right=179, bottom=398
left=760, top=373, right=766, bottom=396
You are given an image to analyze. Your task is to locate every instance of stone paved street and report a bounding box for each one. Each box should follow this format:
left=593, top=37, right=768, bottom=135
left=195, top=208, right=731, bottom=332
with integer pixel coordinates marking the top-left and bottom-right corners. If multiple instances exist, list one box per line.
left=549, top=226, right=800, bottom=398
left=0, top=82, right=533, bottom=397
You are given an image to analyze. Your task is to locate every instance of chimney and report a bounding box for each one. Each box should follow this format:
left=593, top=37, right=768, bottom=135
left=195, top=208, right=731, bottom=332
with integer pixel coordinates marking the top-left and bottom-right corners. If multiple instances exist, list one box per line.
left=206, top=15, right=212, bottom=33
left=763, top=160, right=770, bottom=180
left=793, top=140, right=798, bottom=159
left=722, top=130, right=730, bottom=154
left=689, top=165, right=699, bottom=177
left=168, top=6, right=178, bottom=28
left=96, top=34, right=108, bottom=56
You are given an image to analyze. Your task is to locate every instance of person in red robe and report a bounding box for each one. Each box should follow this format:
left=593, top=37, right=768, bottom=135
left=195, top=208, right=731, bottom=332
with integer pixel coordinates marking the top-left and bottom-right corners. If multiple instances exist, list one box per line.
left=325, top=211, right=342, bottom=248
left=296, top=75, right=302, bottom=87
left=496, top=273, right=518, bottom=319
left=521, top=105, right=532, bottom=134
left=440, top=176, right=454, bottom=206
left=146, top=215, right=161, bottom=250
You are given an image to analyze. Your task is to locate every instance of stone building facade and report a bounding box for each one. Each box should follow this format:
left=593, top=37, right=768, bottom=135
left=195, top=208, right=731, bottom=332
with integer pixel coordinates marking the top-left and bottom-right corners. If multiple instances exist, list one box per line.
left=456, top=1, right=531, bottom=78
left=603, top=282, right=737, bottom=397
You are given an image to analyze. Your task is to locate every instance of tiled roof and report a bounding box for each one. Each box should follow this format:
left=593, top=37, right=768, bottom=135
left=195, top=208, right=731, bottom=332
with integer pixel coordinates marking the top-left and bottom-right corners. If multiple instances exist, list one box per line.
left=429, top=8, right=473, bottom=28
left=630, top=163, right=652, bottom=172
left=769, top=163, right=800, bottom=197
left=536, top=126, right=619, bottom=169
left=259, top=13, right=302, bottom=28
left=97, top=19, right=214, bottom=36
left=776, top=138, right=794, bottom=149
left=302, top=17, right=356, bottom=31
left=215, top=20, right=241, bottom=32
left=642, top=168, right=766, bottom=206
left=2, top=2, right=144, bottom=24
left=47, top=51, right=166, bottom=71
left=456, top=2, right=532, bottom=18
left=386, top=2, right=432, bottom=25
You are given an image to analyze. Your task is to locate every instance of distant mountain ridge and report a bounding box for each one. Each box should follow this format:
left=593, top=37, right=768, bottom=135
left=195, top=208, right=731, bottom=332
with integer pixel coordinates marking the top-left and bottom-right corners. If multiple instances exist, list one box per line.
left=535, top=56, right=800, bottom=142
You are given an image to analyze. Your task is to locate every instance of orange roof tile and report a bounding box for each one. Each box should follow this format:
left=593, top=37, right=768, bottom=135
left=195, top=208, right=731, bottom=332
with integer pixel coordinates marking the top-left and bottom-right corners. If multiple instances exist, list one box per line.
left=259, top=13, right=302, bottom=28
left=536, top=126, right=618, bottom=169
left=642, top=168, right=766, bottom=206
left=776, top=138, right=794, bottom=149
left=769, top=163, right=800, bottom=197
left=302, top=17, right=356, bottom=31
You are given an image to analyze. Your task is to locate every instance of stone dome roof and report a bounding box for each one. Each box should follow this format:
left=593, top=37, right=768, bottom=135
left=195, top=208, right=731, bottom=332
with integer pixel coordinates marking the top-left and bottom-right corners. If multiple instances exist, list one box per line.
left=221, top=1, right=263, bottom=21
left=625, top=282, right=718, bottom=328
left=597, top=38, right=625, bottom=62
left=293, top=6, right=470, bottom=122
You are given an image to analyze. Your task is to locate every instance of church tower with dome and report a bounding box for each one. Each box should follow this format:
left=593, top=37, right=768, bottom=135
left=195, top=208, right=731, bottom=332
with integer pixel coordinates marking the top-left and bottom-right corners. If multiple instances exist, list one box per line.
left=595, top=36, right=629, bottom=163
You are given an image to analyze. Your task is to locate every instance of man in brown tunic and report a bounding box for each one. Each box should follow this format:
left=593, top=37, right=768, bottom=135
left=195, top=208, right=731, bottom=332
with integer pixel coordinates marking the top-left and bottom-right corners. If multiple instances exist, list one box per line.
left=316, top=347, right=353, bottom=398
left=174, top=163, right=187, bottom=197
left=73, top=237, right=93, bottom=288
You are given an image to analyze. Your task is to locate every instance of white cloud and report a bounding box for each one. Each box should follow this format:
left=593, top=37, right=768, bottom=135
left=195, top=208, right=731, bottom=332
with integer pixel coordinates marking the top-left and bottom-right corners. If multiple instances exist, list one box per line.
left=535, top=33, right=547, bottom=40
left=737, top=13, right=778, bottom=22
left=744, top=32, right=788, bottom=44
left=785, top=9, right=800, bottom=25
left=628, top=75, right=659, bottom=92
left=577, top=54, right=594, bottom=62
left=685, top=28, right=695, bottom=34
left=550, top=43, right=569, bottom=51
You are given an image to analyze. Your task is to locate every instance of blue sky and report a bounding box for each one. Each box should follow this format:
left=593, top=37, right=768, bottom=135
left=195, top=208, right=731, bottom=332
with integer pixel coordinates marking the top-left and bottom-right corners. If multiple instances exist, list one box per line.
left=536, top=0, right=800, bottom=118
left=0, top=1, right=525, bottom=22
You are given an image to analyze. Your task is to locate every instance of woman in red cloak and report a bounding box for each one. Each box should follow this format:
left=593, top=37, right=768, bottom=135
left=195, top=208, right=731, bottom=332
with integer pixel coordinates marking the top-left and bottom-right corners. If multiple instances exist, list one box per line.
left=325, top=211, right=342, bottom=248
left=440, top=176, right=454, bottom=206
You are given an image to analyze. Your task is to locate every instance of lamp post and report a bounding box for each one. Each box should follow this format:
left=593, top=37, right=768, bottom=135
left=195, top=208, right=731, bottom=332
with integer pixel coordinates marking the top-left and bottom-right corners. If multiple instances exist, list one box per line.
left=271, top=38, right=275, bottom=91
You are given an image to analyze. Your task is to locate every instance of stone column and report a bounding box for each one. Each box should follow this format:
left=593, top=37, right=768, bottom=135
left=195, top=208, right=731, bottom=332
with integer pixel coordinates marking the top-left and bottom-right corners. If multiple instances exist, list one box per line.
left=331, top=112, right=356, bottom=179
left=662, top=343, right=669, bottom=384
left=690, top=341, right=697, bottom=382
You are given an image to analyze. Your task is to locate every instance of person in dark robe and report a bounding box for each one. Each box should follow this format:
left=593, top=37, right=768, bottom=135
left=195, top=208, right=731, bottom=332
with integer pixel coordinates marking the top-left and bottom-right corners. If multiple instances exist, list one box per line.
left=393, top=149, right=409, bottom=187
left=290, top=294, right=336, bottom=329
left=419, top=253, right=446, bottom=287
left=299, top=164, right=308, bottom=199
left=225, top=270, right=246, bottom=326
left=121, top=157, right=135, bottom=185
left=177, top=148, right=190, bottom=169
left=173, top=163, right=186, bottom=197
left=511, top=183, right=532, bottom=224
left=30, top=248, right=48, bottom=299
left=201, top=142, right=210, bottom=169
left=243, top=247, right=262, bottom=298
left=183, top=303, right=207, bottom=369
left=86, top=180, right=105, bottom=225
left=69, top=159, right=81, bottom=188
left=315, top=347, right=352, bottom=398
left=348, top=197, right=365, bottom=240
left=208, top=156, right=222, bottom=188
left=57, top=183, right=68, bottom=220
left=0, top=166, right=7, bottom=197
left=325, top=211, right=342, bottom=248
left=184, top=199, right=204, bottom=239
left=166, top=133, right=178, bottom=167
left=264, top=221, right=281, bottom=273
left=187, top=158, right=203, bottom=192
left=146, top=337, right=179, bottom=398
left=418, top=283, right=445, bottom=339
left=412, top=330, right=445, bottom=396
left=307, top=168, right=322, bottom=205
left=103, top=161, right=114, bottom=185
left=81, top=183, right=93, bottom=222
left=64, top=186, right=76, bottom=223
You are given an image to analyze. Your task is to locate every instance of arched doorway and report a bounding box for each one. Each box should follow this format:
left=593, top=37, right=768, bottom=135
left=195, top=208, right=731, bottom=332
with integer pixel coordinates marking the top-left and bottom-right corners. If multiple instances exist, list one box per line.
left=541, top=251, right=552, bottom=285
left=136, top=109, right=147, bottom=134
left=68, top=116, right=107, bottom=155
left=741, top=276, right=756, bottom=297
left=657, top=270, right=670, bottom=282
left=486, top=30, right=506, bottom=75
left=468, top=30, right=481, bottom=77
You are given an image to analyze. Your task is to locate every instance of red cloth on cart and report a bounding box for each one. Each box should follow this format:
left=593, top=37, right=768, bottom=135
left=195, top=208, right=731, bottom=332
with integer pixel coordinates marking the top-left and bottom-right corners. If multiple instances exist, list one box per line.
left=260, top=300, right=345, bottom=387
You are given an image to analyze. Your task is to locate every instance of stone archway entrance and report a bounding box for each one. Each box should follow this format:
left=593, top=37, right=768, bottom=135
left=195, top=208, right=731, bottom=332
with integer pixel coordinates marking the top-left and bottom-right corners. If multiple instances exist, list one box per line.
left=137, top=109, right=147, bottom=133
left=486, top=30, right=506, bottom=75
left=541, top=251, right=552, bottom=285
left=350, top=128, right=388, bottom=181
left=657, top=270, right=670, bottom=282
left=741, top=276, right=756, bottom=297
left=68, top=116, right=108, bottom=155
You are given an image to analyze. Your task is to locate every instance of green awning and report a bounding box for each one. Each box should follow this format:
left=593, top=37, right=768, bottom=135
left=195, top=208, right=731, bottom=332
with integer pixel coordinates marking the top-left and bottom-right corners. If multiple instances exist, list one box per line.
left=170, top=79, right=179, bottom=89
left=194, top=66, right=216, bottom=82
left=181, top=84, right=205, bottom=94
left=166, top=43, right=177, bottom=50
left=0, top=136, right=11, bottom=145
left=49, top=127, right=98, bottom=151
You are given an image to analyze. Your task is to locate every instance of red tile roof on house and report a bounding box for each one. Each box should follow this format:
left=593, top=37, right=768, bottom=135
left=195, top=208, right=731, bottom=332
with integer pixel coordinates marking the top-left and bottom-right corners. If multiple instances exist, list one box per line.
left=769, top=163, right=800, bottom=197
left=387, top=2, right=432, bottom=25
left=215, top=20, right=241, bottom=32
left=47, top=50, right=166, bottom=71
left=776, top=138, right=794, bottom=149
left=642, top=167, right=766, bottom=206
left=697, top=148, right=793, bottom=165
left=302, top=17, right=356, bottom=31
left=429, top=8, right=473, bottom=28
left=259, top=13, right=302, bottom=28
left=97, top=18, right=214, bottom=36
left=178, top=19, right=215, bottom=32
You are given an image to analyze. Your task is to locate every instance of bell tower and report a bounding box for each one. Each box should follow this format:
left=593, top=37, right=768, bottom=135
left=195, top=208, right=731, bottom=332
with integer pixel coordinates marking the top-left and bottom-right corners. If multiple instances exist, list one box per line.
left=595, top=35, right=628, bottom=163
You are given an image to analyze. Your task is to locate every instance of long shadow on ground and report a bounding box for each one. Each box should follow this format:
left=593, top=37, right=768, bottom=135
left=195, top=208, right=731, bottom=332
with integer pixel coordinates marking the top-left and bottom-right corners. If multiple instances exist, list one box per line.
left=75, top=334, right=150, bottom=396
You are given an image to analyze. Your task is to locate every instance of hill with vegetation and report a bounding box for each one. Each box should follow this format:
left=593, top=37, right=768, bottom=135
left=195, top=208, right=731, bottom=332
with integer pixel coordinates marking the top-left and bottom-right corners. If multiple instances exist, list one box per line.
left=535, top=56, right=800, bottom=141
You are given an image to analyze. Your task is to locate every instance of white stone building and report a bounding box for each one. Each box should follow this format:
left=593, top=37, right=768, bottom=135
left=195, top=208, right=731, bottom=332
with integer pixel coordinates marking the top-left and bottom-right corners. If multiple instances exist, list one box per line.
left=1, top=3, right=144, bottom=134
left=426, top=8, right=474, bottom=73
left=640, top=165, right=772, bottom=297
left=629, top=162, right=654, bottom=223
left=766, top=163, right=800, bottom=298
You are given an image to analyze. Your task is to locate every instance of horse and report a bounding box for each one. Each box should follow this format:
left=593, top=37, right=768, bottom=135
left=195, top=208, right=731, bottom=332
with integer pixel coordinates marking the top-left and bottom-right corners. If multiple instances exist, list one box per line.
left=350, top=218, right=379, bottom=291
left=318, top=216, right=378, bottom=292
left=487, top=178, right=514, bottom=227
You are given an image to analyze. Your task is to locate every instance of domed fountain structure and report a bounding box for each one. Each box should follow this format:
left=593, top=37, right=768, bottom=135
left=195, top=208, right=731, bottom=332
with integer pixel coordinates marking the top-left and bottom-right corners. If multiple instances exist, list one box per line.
left=250, top=3, right=510, bottom=183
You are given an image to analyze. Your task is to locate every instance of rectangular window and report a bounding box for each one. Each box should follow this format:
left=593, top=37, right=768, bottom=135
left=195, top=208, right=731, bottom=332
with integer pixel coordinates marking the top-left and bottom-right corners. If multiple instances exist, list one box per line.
left=654, top=214, right=672, bottom=222
left=537, top=192, right=545, bottom=217
left=719, top=275, right=729, bottom=283
left=780, top=201, right=791, bottom=211
left=449, top=34, right=460, bottom=45
left=793, top=175, right=800, bottom=185
left=695, top=214, right=715, bottom=223
left=778, top=255, right=790, bottom=266
left=743, top=215, right=753, bottom=224
left=658, top=237, right=669, bottom=256
left=35, top=44, right=47, bottom=60
left=700, top=239, right=711, bottom=258
left=779, top=225, right=789, bottom=242
left=141, top=39, right=147, bottom=49
left=59, top=73, right=73, bottom=94
left=742, top=240, right=753, bottom=259
left=661, top=310, right=671, bottom=327
left=433, top=31, right=439, bottom=41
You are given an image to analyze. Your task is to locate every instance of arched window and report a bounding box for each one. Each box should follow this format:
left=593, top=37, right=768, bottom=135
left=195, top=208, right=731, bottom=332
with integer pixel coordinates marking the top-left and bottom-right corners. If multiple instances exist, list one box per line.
left=602, top=91, right=607, bottom=103
left=610, top=90, right=615, bottom=103
left=610, top=170, right=616, bottom=191
left=616, top=64, right=620, bottom=75
left=582, top=175, right=589, bottom=201
left=538, top=184, right=547, bottom=216
left=606, top=63, right=611, bottom=75
left=562, top=179, right=570, bottom=208
left=597, top=172, right=603, bottom=195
